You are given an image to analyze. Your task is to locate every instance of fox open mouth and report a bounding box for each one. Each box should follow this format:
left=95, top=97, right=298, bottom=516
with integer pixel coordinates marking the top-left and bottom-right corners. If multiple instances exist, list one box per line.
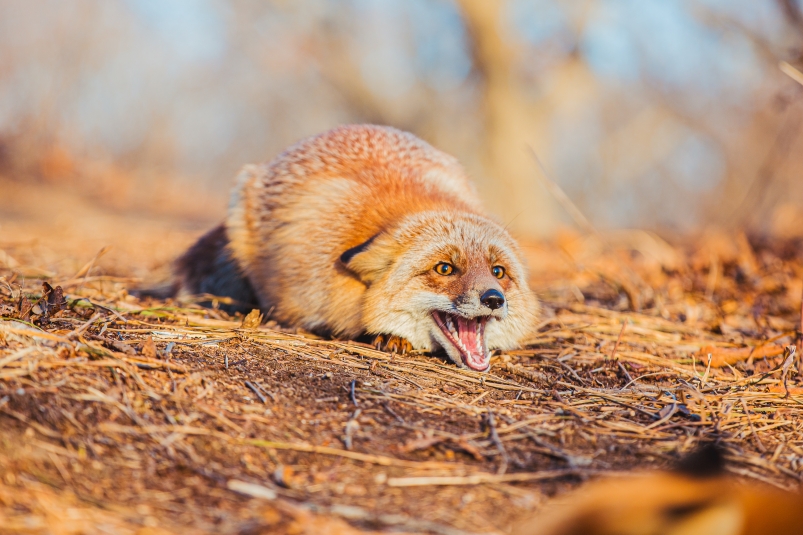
left=432, top=311, right=489, bottom=371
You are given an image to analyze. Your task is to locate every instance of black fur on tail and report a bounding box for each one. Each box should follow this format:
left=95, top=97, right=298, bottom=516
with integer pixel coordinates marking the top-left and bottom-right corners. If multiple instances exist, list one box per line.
left=175, top=224, right=259, bottom=314
left=674, top=441, right=726, bottom=479
left=136, top=224, right=259, bottom=314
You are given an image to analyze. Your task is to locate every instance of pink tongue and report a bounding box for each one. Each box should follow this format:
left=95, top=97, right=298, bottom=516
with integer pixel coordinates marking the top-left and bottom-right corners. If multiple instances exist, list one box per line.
left=456, top=316, right=481, bottom=358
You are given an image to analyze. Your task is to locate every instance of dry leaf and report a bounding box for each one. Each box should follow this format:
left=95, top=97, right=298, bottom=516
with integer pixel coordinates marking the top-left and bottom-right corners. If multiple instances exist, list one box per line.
left=141, top=336, right=158, bottom=359
left=441, top=384, right=460, bottom=395
left=16, top=294, right=33, bottom=321
left=241, top=308, right=263, bottom=330
left=694, top=344, right=785, bottom=368
left=768, top=385, right=803, bottom=396
left=36, top=282, right=66, bottom=326
left=453, top=439, right=485, bottom=461
left=401, top=436, right=446, bottom=453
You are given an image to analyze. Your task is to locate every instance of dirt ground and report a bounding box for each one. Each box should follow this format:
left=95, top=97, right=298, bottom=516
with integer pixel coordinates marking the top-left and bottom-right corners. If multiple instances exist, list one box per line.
left=2, top=179, right=803, bottom=534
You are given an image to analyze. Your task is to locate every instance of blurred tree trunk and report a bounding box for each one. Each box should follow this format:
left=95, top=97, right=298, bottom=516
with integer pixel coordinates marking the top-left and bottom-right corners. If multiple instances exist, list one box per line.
left=456, top=0, right=555, bottom=237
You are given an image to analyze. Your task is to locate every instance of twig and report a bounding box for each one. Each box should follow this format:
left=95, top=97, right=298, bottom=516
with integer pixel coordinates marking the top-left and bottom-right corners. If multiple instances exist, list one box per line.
left=485, top=410, right=509, bottom=475
left=741, top=398, right=767, bottom=453
left=610, top=321, right=627, bottom=360
left=67, top=312, right=102, bottom=340
left=47, top=451, right=73, bottom=486
left=780, top=60, right=803, bottom=87
left=382, top=402, right=405, bottom=423
left=798, top=287, right=803, bottom=375
left=387, top=468, right=602, bottom=487
left=245, top=439, right=456, bottom=469
left=617, top=361, right=634, bottom=386
left=526, top=146, right=598, bottom=236
left=780, top=345, right=796, bottom=398
left=705, top=254, right=719, bottom=301
left=227, top=479, right=277, bottom=500
left=69, top=298, right=128, bottom=324
left=245, top=381, right=267, bottom=404
left=343, top=409, right=361, bottom=450
left=350, top=379, right=358, bottom=406
left=72, top=246, right=111, bottom=293
left=198, top=403, right=245, bottom=434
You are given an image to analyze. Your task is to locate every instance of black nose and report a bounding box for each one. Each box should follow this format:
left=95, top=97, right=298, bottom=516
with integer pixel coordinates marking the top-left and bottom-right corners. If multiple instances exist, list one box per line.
left=480, top=289, right=505, bottom=310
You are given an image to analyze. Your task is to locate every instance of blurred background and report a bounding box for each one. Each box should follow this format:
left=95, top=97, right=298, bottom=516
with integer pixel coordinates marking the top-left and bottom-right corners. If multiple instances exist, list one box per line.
left=2, top=0, right=803, bottom=261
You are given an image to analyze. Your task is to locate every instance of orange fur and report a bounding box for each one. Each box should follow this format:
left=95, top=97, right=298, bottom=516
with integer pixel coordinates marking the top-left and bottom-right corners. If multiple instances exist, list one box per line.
left=513, top=470, right=803, bottom=535
left=177, top=125, right=538, bottom=370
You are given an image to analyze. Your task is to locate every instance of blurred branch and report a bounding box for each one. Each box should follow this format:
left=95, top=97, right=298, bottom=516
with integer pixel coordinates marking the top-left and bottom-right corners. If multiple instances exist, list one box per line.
left=307, top=27, right=393, bottom=125
left=728, top=104, right=803, bottom=226
left=455, top=0, right=553, bottom=235
left=527, top=146, right=597, bottom=237
left=780, top=61, right=803, bottom=86
left=779, top=0, right=803, bottom=34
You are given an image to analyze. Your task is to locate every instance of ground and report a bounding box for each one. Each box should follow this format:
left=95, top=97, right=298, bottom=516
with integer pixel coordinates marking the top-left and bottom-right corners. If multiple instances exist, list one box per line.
left=1, top=178, right=802, bottom=534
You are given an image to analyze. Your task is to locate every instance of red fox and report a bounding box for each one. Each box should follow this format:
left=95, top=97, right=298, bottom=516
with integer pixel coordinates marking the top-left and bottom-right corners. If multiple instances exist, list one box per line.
left=513, top=445, right=803, bottom=535
left=170, top=125, right=538, bottom=371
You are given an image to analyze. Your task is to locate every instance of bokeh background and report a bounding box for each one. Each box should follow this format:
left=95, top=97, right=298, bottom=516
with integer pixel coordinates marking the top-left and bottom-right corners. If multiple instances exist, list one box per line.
left=2, top=0, right=803, bottom=254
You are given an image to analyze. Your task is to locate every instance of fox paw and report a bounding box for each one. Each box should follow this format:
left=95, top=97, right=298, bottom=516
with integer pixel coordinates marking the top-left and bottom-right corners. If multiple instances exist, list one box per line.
left=373, top=334, right=413, bottom=354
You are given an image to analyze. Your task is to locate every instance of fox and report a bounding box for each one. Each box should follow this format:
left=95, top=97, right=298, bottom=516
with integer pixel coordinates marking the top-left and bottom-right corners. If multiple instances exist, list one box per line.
left=169, top=125, right=538, bottom=371
left=513, top=444, right=803, bottom=535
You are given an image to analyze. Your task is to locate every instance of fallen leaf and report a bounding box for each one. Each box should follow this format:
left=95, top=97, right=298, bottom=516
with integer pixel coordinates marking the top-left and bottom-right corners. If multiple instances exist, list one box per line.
left=441, top=384, right=460, bottom=395
left=768, top=385, right=803, bottom=396
left=453, top=439, right=484, bottom=461
left=17, top=295, right=32, bottom=321
left=401, top=436, right=446, bottom=453
left=36, top=282, right=67, bottom=326
left=141, top=336, right=158, bottom=359
left=694, top=344, right=785, bottom=368
left=240, top=309, right=263, bottom=330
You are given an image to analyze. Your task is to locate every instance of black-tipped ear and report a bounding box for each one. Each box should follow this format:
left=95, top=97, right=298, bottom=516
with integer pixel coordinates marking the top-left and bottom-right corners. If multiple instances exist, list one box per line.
left=674, top=442, right=726, bottom=479
left=340, top=232, right=396, bottom=283
left=340, top=233, right=379, bottom=265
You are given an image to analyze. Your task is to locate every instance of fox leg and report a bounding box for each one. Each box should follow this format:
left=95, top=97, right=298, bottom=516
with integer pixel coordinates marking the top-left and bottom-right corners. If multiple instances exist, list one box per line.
left=373, top=334, right=413, bottom=354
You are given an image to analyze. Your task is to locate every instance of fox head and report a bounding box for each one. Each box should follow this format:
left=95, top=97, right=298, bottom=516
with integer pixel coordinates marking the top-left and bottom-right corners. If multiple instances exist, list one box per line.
left=341, top=210, right=538, bottom=371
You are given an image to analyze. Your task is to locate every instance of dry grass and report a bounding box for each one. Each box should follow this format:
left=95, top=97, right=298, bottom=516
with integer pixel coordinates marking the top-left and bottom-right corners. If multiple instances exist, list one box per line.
left=1, top=181, right=803, bottom=534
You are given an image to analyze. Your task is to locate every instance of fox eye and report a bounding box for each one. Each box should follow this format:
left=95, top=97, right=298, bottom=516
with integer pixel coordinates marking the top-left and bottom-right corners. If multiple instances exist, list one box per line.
left=492, top=266, right=505, bottom=279
left=434, top=262, right=455, bottom=276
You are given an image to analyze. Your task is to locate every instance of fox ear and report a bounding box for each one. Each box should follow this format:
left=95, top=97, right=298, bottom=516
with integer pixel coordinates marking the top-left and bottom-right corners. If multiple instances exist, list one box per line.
left=340, top=233, right=396, bottom=283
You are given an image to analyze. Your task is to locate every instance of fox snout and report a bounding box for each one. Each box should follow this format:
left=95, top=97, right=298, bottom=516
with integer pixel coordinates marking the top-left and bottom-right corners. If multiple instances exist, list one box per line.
left=453, top=274, right=508, bottom=319
left=480, top=289, right=505, bottom=310
left=455, top=287, right=506, bottom=316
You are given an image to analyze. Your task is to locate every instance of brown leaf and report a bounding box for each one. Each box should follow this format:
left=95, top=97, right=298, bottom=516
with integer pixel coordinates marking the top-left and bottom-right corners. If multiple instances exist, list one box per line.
left=769, top=385, right=803, bottom=396
left=695, top=344, right=785, bottom=368
left=36, top=283, right=67, bottom=326
left=401, top=436, right=446, bottom=453
left=43, top=283, right=66, bottom=314
left=240, top=309, right=263, bottom=330
left=17, top=295, right=32, bottom=321
left=141, top=336, right=158, bottom=359
left=453, top=439, right=484, bottom=461
left=657, top=405, right=674, bottom=419
left=441, top=384, right=460, bottom=395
